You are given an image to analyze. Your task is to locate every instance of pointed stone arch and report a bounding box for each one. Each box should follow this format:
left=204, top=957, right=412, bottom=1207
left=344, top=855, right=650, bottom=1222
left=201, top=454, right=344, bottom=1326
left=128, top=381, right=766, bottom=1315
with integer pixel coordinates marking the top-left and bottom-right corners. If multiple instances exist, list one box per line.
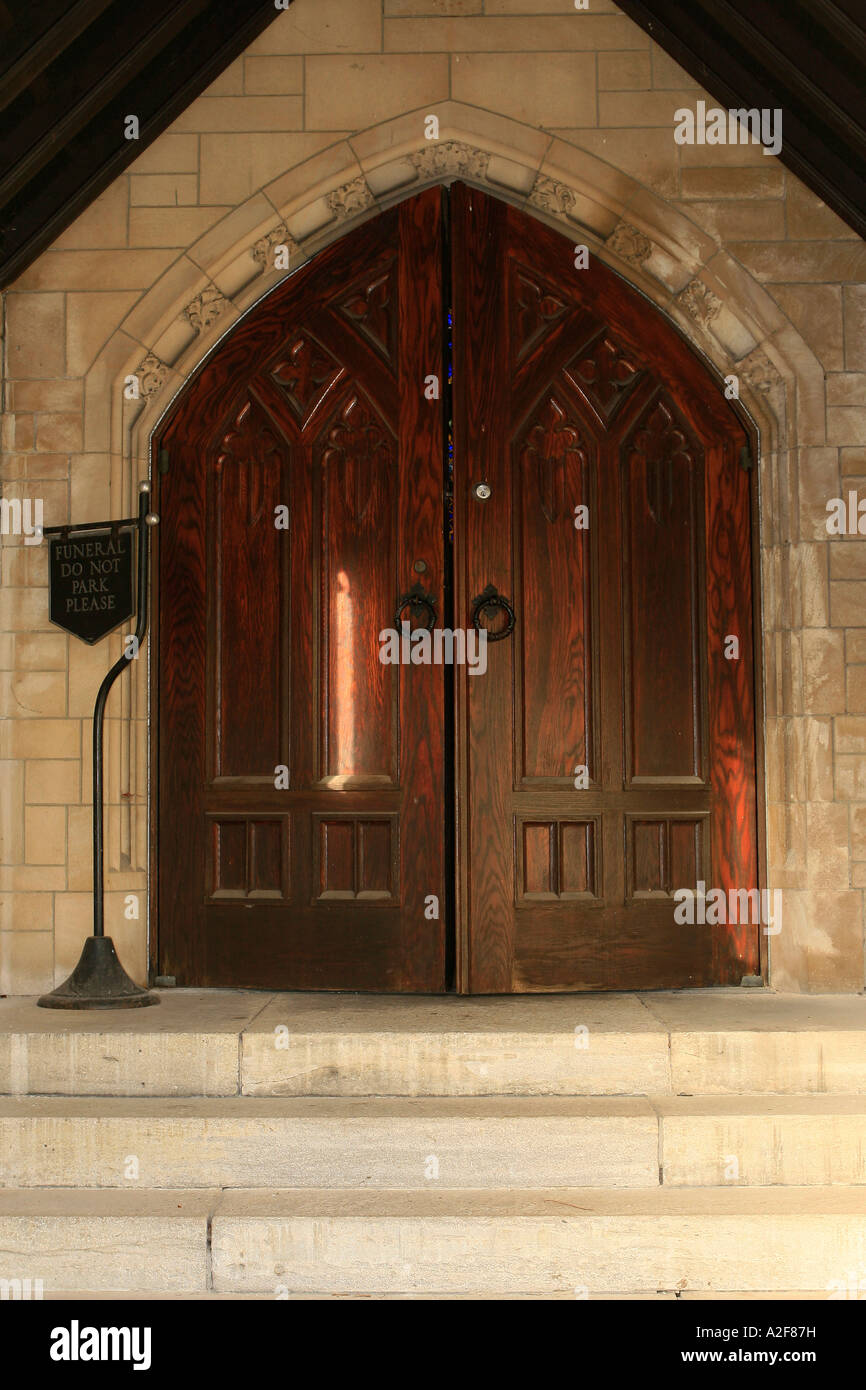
left=86, top=110, right=824, bottom=989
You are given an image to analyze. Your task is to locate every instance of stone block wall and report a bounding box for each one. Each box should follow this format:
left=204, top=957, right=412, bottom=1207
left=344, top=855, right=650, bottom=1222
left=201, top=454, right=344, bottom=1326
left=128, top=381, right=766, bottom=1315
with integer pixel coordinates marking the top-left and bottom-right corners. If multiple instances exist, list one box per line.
left=1, top=0, right=864, bottom=993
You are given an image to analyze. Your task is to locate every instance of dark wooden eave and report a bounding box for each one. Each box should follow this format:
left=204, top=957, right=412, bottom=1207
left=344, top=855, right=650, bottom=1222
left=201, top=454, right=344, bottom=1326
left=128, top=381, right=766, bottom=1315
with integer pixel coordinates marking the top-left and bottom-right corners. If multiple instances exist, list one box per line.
left=0, top=0, right=287, bottom=289
left=617, top=0, right=866, bottom=240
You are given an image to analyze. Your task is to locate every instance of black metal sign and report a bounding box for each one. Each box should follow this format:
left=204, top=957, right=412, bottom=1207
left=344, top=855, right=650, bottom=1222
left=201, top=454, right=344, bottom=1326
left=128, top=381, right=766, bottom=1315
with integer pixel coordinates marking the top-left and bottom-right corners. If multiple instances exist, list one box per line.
left=48, top=527, right=135, bottom=644
left=39, top=484, right=158, bottom=1009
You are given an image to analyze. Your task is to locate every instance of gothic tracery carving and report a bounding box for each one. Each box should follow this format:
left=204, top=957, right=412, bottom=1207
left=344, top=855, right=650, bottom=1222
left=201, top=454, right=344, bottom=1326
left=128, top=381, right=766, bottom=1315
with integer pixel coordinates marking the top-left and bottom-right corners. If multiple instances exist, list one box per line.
left=270, top=336, right=343, bottom=421
left=629, top=398, right=694, bottom=524
left=216, top=399, right=283, bottom=527
left=335, top=266, right=395, bottom=360
left=514, top=269, right=570, bottom=359
left=565, top=334, right=643, bottom=419
left=321, top=393, right=393, bottom=525
left=521, top=394, right=587, bottom=524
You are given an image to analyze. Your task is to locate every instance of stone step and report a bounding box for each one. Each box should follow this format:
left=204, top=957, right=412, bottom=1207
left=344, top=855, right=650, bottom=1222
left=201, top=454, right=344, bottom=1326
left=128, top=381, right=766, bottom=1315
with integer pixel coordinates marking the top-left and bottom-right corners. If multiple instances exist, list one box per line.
left=659, top=1095, right=866, bottom=1186
left=210, top=1187, right=866, bottom=1295
left=0, top=1189, right=214, bottom=1293
left=35, top=1290, right=678, bottom=1300
left=2, top=1094, right=866, bottom=1188
left=0, top=1096, right=658, bottom=1189
left=2, top=1187, right=861, bottom=1294
left=3, top=989, right=866, bottom=1097
left=33, top=1289, right=828, bottom=1301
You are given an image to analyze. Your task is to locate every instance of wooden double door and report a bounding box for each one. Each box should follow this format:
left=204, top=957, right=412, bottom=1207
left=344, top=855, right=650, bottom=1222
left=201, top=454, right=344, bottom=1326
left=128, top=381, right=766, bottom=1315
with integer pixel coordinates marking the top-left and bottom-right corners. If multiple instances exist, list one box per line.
left=157, top=184, right=759, bottom=993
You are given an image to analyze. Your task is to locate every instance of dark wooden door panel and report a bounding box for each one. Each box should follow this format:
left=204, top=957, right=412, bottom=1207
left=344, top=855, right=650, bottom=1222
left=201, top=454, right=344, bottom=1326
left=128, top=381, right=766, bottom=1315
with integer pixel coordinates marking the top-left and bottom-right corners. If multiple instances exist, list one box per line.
left=158, top=188, right=447, bottom=991
left=451, top=182, right=759, bottom=993
left=514, top=389, right=595, bottom=786
left=622, top=394, right=706, bottom=785
left=207, top=396, right=289, bottom=782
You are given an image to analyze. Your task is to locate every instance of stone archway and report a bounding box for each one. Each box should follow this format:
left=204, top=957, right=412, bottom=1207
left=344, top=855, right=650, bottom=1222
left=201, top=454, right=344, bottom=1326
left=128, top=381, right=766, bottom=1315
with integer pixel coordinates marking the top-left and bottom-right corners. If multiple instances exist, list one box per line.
left=86, top=111, right=822, bottom=990
left=147, top=182, right=759, bottom=992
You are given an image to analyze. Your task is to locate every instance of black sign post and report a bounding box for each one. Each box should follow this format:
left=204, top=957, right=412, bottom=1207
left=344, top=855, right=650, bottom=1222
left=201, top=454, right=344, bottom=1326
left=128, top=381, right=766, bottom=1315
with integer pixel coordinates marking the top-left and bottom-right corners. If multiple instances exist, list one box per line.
left=38, top=481, right=160, bottom=1009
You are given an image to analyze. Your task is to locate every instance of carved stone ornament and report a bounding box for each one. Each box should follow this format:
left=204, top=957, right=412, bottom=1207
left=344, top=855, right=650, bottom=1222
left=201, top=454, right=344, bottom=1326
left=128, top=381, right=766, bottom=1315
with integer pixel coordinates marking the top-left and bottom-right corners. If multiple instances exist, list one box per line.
left=251, top=223, right=299, bottom=267
left=183, top=285, right=229, bottom=333
left=677, top=278, right=722, bottom=328
left=529, top=175, right=576, bottom=218
left=739, top=348, right=784, bottom=392
left=326, top=176, right=375, bottom=221
left=607, top=221, right=653, bottom=267
left=409, top=141, right=491, bottom=181
left=134, top=352, right=169, bottom=397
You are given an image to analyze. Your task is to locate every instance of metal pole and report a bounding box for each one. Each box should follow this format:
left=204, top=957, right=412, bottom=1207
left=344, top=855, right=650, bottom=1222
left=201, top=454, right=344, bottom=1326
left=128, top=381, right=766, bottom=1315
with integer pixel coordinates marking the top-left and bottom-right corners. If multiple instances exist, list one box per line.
left=92, top=484, right=152, bottom=936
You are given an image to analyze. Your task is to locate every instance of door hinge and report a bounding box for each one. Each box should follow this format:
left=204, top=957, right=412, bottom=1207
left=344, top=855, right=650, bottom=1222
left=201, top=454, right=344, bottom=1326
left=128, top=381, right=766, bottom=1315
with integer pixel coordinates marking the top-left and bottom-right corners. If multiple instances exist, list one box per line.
left=158, top=447, right=170, bottom=476
left=739, top=444, right=754, bottom=472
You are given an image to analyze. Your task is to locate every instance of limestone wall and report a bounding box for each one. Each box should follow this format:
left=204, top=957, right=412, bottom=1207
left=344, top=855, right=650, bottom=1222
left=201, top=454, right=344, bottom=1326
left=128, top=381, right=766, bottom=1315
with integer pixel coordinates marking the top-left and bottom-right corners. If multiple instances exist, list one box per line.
left=1, top=0, right=864, bottom=993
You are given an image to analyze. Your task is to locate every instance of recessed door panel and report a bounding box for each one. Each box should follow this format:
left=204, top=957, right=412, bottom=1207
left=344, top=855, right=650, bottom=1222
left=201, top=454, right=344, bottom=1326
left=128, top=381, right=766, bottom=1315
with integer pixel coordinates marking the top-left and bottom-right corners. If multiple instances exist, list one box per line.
left=622, top=394, right=705, bottom=785
left=516, top=391, right=594, bottom=785
left=319, top=389, right=398, bottom=785
left=210, top=397, right=289, bottom=781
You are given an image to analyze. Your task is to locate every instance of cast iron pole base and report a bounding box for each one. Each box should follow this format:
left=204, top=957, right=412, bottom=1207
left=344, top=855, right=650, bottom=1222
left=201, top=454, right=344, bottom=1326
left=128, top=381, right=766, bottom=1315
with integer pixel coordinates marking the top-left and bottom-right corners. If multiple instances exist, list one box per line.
left=37, top=936, right=159, bottom=1009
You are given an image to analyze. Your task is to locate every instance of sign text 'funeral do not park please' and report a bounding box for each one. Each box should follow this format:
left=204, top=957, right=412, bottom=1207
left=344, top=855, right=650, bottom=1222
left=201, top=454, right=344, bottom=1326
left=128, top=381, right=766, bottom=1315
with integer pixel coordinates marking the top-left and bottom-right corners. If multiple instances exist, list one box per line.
left=49, top=529, right=135, bottom=644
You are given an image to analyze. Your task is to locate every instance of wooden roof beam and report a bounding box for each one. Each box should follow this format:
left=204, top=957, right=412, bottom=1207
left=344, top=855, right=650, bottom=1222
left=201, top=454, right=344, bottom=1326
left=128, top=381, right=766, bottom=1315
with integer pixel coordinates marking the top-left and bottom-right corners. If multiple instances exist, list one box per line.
left=0, top=0, right=115, bottom=111
left=0, top=0, right=211, bottom=206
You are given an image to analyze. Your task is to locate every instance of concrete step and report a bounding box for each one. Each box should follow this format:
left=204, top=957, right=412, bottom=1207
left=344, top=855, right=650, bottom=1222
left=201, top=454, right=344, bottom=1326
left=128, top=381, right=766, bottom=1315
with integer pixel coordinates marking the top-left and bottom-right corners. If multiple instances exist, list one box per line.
left=0, top=1096, right=659, bottom=1190
left=0, top=990, right=263, bottom=1097
left=0, top=1189, right=214, bottom=1293
left=2, top=1186, right=864, bottom=1296
left=658, top=1095, right=866, bottom=1186
left=36, top=1290, right=679, bottom=1300
left=210, top=1186, right=866, bottom=1295
left=2, top=1095, right=866, bottom=1188
left=33, top=1289, right=827, bottom=1301
left=3, top=989, right=866, bottom=1097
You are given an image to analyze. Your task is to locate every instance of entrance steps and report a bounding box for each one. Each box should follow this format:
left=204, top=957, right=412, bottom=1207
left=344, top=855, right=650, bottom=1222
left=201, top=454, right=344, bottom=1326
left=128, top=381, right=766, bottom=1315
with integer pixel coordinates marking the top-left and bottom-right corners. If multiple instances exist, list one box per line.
left=1, top=989, right=865, bottom=1298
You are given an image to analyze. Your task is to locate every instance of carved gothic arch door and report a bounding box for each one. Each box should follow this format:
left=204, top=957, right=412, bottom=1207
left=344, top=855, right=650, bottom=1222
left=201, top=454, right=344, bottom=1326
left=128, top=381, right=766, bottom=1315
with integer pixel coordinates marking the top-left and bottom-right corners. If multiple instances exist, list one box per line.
left=156, top=183, right=760, bottom=992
